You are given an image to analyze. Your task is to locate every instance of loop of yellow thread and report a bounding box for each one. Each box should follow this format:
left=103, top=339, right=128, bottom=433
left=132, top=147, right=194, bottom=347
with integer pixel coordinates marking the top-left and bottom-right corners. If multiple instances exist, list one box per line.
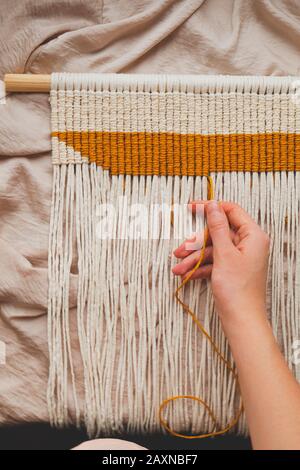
left=159, top=175, right=243, bottom=439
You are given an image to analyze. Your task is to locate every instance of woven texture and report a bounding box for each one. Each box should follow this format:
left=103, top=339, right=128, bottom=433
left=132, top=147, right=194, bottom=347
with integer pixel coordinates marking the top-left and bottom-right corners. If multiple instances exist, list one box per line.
left=49, top=73, right=300, bottom=437
left=51, top=73, right=300, bottom=173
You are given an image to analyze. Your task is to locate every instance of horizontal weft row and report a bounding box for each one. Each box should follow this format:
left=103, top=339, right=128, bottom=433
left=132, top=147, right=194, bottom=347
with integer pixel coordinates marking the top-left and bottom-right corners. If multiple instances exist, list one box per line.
left=50, top=73, right=300, bottom=174
left=52, top=130, right=300, bottom=174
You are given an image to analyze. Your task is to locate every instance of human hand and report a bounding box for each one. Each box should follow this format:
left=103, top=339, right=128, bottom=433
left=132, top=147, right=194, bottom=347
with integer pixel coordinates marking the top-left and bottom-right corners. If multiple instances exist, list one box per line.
left=172, top=201, right=270, bottom=329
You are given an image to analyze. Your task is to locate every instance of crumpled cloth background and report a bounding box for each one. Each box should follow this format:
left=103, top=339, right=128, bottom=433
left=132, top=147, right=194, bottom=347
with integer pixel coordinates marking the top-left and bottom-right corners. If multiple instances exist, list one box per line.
left=0, top=0, right=299, bottom=426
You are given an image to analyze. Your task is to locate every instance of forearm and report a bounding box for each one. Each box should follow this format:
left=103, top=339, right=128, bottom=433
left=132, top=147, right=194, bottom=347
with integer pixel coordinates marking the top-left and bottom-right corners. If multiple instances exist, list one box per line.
left=174, top=200, right=300, bottom=448
left=222, top=310, right=300, bottom=450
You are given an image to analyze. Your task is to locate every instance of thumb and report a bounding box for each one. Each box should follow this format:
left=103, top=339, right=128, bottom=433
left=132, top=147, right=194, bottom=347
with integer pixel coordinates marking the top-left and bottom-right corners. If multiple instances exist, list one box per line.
left=206, top=201, right=233, bottom=254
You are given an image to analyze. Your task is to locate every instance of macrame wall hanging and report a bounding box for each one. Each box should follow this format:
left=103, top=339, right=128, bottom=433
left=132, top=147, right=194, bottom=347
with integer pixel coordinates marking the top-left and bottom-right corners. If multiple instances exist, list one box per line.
left=45, top=72, right=300, bottom=438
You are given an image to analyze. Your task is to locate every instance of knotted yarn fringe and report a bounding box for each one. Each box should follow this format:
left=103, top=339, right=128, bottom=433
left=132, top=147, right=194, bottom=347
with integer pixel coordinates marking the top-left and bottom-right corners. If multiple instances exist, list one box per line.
left=48, top=73, right=300, bottom=437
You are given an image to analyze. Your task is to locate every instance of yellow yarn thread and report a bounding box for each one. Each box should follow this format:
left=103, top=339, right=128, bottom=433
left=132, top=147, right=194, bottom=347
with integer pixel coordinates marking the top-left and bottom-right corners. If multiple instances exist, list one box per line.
left=159, top=176, right=243, bottom=439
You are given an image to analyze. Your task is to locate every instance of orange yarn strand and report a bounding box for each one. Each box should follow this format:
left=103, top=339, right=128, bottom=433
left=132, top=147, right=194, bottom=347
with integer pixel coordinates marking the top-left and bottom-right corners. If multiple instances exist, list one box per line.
left=159, top=176, right=243, bottom=439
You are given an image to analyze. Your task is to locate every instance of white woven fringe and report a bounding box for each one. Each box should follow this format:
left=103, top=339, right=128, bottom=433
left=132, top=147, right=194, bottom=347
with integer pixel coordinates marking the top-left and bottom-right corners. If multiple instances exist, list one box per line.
left=48, top=168, right=300, bottom=437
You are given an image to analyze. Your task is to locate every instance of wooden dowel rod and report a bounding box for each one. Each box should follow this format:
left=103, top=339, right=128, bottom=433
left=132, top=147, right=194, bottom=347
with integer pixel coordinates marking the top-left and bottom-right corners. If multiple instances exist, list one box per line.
left=4, top=74, right=51, bottom=92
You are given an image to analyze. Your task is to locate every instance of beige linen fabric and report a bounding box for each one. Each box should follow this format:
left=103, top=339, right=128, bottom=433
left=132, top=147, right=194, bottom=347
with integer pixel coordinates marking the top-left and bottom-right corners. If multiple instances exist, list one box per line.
left=0, top=0, right=299, bottom=427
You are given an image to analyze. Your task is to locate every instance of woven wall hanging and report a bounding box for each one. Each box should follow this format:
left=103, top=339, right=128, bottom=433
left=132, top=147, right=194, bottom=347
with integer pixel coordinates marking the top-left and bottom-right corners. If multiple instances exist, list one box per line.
left=48, top=73, right=300, bottom=437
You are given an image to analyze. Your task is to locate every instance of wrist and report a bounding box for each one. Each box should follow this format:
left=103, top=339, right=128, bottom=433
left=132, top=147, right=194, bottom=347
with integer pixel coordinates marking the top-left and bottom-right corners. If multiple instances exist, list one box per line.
left=219, top=309, right=280, bottom=379
left=217, top=303, right=270, bottom=344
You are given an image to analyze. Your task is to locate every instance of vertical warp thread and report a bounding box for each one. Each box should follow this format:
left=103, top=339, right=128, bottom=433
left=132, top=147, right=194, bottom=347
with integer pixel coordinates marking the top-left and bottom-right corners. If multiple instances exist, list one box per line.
left=159, top=176, right=243, bottom=438
left=48, top=73, right=300, bottom=437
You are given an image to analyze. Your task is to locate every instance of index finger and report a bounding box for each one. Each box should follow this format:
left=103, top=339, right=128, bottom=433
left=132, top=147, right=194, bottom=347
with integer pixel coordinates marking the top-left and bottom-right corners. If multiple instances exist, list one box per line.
left=189, top=200, right=256, bottom=231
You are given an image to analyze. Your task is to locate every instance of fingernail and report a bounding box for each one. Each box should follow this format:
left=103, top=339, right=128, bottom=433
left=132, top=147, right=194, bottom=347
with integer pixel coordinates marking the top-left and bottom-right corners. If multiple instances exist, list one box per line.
left=188, top=201, right=205, bottom=212
left=207, top=200, right=220, bottom=211
left=172, top=265, right=180, bottom=274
